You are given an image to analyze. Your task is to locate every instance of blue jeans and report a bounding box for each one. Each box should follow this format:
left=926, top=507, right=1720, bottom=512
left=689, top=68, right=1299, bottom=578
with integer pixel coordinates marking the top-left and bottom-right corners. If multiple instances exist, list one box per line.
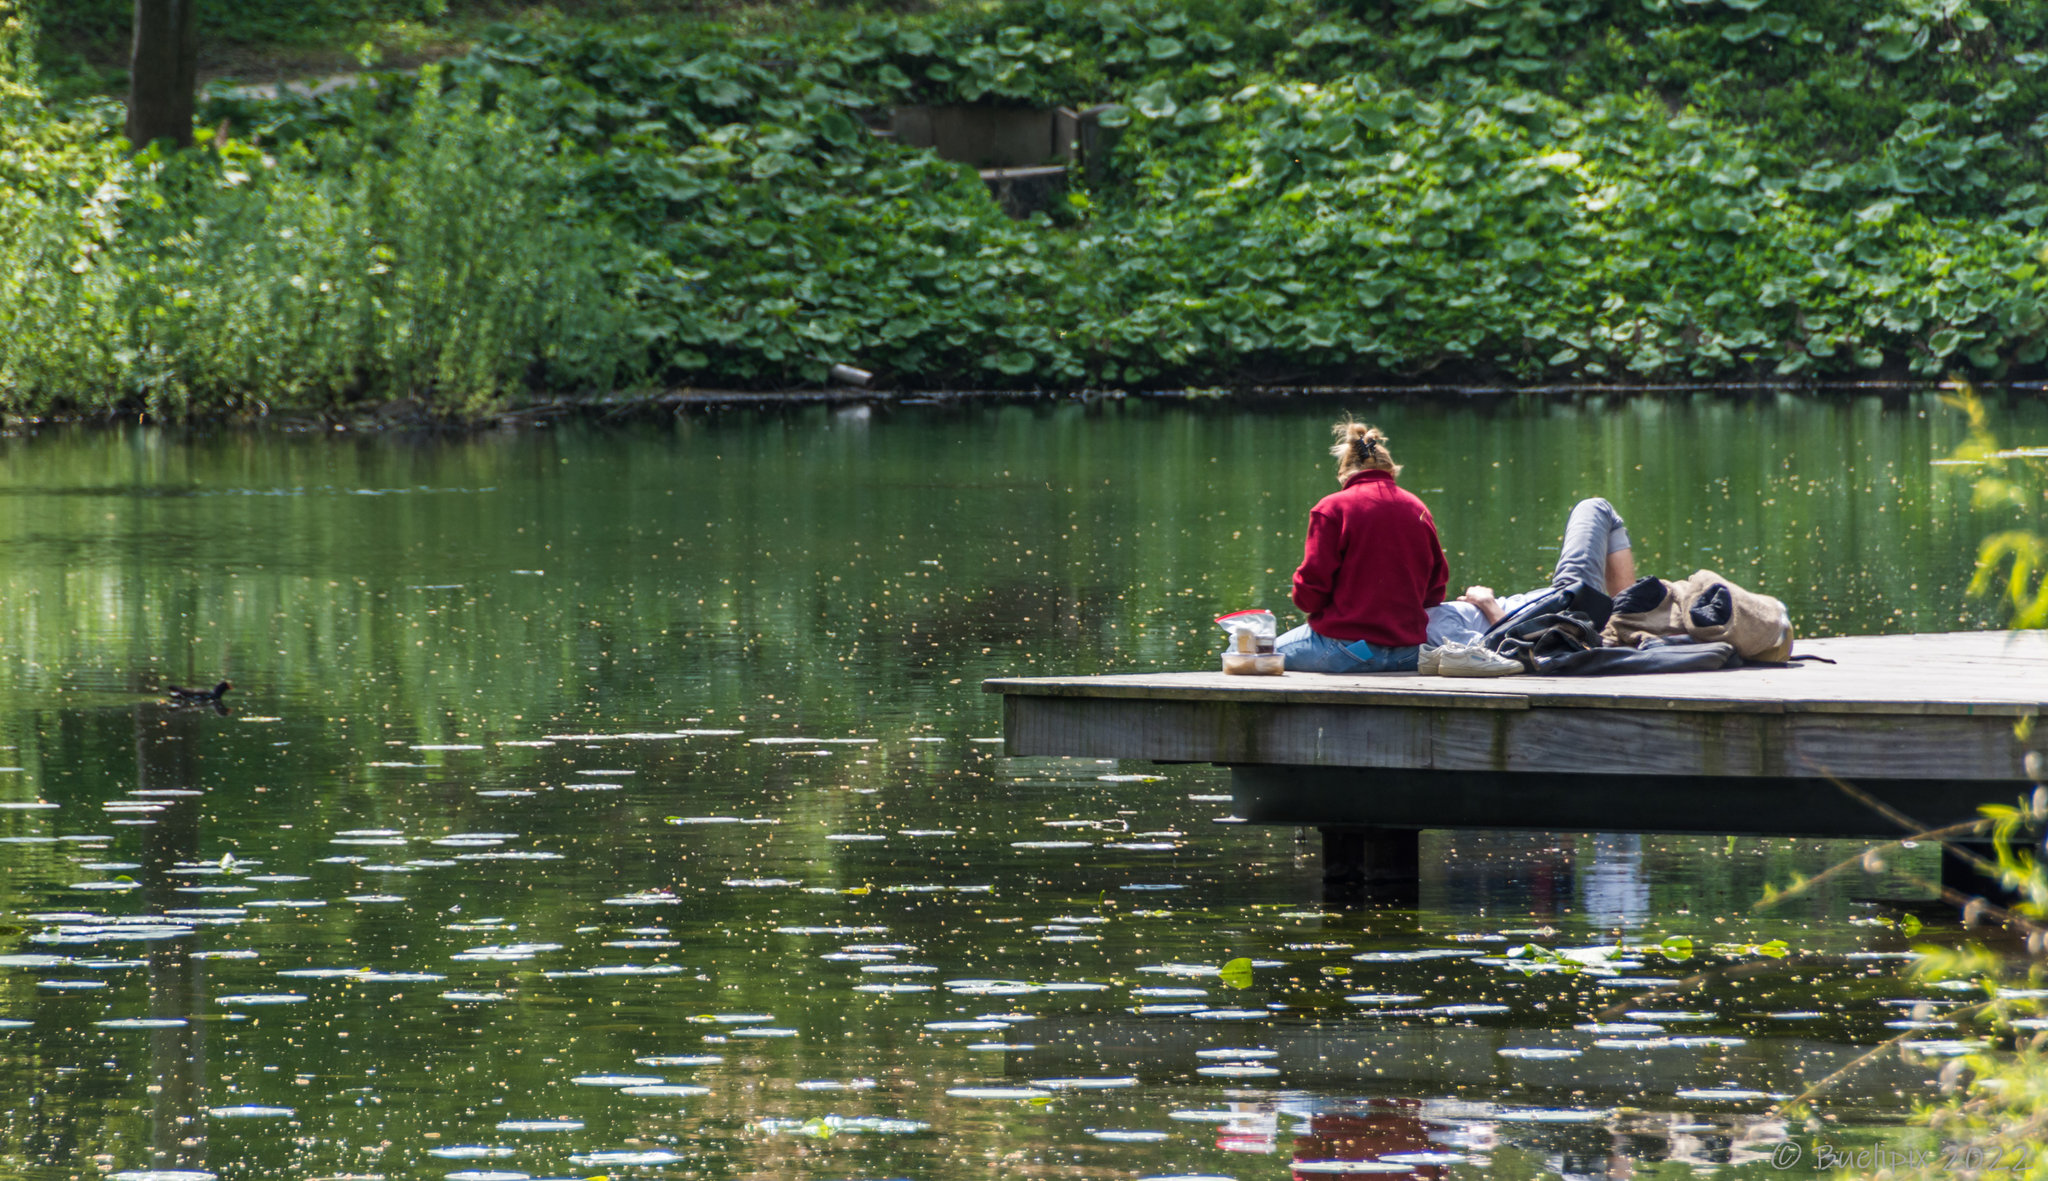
left=1276, top=624, right=1420, bottom=673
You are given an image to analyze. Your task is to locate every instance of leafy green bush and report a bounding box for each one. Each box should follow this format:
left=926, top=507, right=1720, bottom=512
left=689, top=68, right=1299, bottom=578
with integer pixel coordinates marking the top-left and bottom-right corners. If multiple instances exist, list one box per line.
left=39, top=0, right=455, bottom=56
left=7, top=0, right=2048, bottom=414
left=1, top=71, right=630, bottom=416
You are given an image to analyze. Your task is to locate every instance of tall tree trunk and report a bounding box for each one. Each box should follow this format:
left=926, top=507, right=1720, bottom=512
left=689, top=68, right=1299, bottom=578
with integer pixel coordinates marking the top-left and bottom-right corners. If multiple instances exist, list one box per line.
left=126, top=0, right=198, bottom=150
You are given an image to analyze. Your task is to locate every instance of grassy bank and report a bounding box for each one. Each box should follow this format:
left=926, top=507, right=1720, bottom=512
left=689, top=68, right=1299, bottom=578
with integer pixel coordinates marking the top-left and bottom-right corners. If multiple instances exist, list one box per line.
left=3, top=0, right=2047, bottom=418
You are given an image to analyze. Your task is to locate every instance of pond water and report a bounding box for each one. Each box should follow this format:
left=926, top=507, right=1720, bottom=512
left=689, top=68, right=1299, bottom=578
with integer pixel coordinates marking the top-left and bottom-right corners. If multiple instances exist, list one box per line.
left=0, top=391, right=2039, bottom=1181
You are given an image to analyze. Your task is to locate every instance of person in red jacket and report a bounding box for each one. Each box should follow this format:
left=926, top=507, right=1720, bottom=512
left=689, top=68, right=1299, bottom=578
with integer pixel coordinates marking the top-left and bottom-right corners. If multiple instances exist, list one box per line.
left=1277, top=421, right=1448, bottom=673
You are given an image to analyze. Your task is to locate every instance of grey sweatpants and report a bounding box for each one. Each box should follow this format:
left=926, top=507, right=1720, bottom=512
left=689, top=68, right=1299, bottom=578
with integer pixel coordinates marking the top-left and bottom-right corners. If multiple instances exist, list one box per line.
left=1550, top=497, right=1631, bottom=596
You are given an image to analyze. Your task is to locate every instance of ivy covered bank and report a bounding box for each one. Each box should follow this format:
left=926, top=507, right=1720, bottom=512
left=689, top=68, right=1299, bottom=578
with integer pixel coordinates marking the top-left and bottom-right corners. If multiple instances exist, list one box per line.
left=3, top=0, right=2047, bottom=416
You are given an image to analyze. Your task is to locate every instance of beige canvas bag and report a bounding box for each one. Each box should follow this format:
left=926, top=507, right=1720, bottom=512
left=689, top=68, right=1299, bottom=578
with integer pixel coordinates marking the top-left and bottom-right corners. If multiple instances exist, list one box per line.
left=1676, top=569, right=1794, bottom=662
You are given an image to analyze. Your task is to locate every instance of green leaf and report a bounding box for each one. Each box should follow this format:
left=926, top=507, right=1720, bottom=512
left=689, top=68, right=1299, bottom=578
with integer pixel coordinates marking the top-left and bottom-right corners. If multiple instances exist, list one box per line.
left=990, top=350, right=1035, bottom=376
left=1659, top=935, right=1694, bottom=961
left=1132, top=83, right=1178, bottom=121
left=1900, top=914, right=1923, bottom=937
left=1219, top=957, right=1255, bottom=989
left=697, top=78, right=751, bottom=107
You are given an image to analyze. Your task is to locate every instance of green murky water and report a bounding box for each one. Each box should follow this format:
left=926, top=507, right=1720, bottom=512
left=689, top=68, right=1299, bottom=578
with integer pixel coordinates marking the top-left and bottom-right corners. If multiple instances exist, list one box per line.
left=0, top=391, right=2038, bottom=1181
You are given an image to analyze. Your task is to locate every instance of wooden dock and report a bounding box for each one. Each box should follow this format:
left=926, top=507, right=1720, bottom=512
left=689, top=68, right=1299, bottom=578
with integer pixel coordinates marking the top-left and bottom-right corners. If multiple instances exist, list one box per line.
left=986, top=631, right=2047, bottom=884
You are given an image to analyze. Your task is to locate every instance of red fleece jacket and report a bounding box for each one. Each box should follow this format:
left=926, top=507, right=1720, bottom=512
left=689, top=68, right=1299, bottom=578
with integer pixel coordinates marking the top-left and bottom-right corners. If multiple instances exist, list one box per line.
left=1290, top=470, right=1448, bottom=647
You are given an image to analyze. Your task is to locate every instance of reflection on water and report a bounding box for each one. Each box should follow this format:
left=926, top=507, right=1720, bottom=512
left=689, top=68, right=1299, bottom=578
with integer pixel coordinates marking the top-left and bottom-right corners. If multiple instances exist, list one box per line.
left=0, top=393, right=2035, bottom=1179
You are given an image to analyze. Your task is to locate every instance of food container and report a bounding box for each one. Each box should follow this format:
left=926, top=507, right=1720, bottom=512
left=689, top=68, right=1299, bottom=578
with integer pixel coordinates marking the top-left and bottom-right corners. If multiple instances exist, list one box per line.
left=1216, top=609, right=1282, bottom=675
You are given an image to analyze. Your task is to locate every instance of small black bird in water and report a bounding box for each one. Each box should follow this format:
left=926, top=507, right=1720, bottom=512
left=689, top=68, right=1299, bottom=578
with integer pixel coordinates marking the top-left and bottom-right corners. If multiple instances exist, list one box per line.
left=165, top=680, right=232, bottom=705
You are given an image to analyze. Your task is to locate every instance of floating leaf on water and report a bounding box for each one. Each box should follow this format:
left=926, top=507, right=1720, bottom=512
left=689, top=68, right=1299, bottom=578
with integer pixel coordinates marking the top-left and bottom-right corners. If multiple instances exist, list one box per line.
left=1352, top=949, right=1479, bottom=962
left=670, top=816, right=741, bottom=825
left=1035, top=1076, right=1138, bottom=1089
left=946, top=980, right=1042, bottom=995
left=1901, top=1039, right=1990, bottom=1056
left=1498, top=1108, right=1610, bottom=1123
left=1197, top=1064, right=1279, bottom=1077
left=568, top=1151, right=686, bottom=1166
left=570, top=1074, right=666, bottom=1087
left=1217, top=958, right=1255, bottom=990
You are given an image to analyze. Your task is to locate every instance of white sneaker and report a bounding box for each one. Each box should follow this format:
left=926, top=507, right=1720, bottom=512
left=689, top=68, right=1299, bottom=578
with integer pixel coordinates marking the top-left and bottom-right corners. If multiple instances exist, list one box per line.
left=1438, top=644, right=1525, bottom=677
left=1417, top=643, right=1446, bottom=674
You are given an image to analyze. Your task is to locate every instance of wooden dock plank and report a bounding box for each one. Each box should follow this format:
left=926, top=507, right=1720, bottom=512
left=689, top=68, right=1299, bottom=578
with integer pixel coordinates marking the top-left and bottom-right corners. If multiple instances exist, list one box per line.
left=991, top=630, right=2045, bottom=880
left=986, top=631, right=2048, bottom=719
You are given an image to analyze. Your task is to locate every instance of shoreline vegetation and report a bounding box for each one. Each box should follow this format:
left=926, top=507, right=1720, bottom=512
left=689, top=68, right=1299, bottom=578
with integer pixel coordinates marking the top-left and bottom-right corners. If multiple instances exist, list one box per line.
left=4, top=0, right=2048, bottom=420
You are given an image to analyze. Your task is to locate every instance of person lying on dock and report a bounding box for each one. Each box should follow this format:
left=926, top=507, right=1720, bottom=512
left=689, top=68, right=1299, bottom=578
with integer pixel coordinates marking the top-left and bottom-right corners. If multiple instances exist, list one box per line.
left=1423, top=497, right=1796, bottom=675
left=1426, top=496, right=1635, bottom=649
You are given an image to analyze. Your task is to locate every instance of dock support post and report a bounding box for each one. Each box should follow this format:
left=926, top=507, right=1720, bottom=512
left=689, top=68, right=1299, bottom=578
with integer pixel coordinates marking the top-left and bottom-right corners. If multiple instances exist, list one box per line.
left=1320, top=825, right=1419, bottom=884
